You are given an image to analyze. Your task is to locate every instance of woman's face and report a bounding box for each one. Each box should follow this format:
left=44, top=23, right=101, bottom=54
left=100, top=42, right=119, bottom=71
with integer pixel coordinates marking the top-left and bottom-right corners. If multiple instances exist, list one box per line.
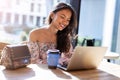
left=51, top=9, right=72, bottom=31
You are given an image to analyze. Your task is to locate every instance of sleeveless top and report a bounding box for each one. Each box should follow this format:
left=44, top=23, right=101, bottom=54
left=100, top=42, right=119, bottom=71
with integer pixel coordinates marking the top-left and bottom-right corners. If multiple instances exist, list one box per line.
left=27, top=42, right=73, bottom=65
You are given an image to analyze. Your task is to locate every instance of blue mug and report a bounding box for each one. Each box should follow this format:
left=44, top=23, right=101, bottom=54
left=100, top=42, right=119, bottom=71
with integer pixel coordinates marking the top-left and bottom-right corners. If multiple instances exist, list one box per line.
left=47, top=49, right=60, bottom=69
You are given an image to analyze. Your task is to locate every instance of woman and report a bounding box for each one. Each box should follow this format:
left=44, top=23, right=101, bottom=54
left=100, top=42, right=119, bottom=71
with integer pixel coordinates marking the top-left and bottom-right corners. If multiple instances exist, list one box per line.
left=27, top=2, right=77, bottom=66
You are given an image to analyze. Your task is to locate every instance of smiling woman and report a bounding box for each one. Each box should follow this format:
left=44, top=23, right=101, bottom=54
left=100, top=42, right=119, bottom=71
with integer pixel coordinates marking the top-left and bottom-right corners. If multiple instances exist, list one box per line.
left=28, top=2, right=77, bottom=66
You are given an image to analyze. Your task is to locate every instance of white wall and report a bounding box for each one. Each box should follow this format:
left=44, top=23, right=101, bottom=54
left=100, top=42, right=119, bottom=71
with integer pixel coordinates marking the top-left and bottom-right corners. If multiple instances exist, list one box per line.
left=78, top=0, right=116, bottom=51
left=102, top=0, right=116, bottom=51
left=78, top=0, right=105, bottom=40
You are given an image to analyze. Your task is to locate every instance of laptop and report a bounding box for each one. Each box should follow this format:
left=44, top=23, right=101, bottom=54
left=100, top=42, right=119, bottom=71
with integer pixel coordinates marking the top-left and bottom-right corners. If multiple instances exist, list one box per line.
left=57, top=46, right=107, bottom=71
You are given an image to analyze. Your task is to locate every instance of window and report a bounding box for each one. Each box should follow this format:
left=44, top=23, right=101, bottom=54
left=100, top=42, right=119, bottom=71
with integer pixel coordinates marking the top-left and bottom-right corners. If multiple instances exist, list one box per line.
left=6, top=13, right=11, bottom=24
left=37, top=4, right=41, bottom=12
left=14, top=14, right=19, bottom=24
left=31, top=3, right=34, bottom=12
left=16, top=0, right=20, bottom=5
left=29, top=15, right=34, bottom=25
left=0, top=12, right=3, bottom=23
left=36, top=16, right=40, bottom=26
left=22, top=15, right=27, bottom=25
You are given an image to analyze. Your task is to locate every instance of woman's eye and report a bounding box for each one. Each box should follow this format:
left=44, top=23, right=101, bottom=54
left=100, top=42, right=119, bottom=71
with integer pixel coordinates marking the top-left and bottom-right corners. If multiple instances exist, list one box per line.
left=67, top=19, right=70, bottom=22
left=60, top=15, right=65, bottom=19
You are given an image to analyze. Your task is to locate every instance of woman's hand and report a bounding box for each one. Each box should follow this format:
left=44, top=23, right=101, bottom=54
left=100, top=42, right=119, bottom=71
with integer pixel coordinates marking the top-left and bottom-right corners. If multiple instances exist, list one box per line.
left=59, top=57, right=70, bottom=67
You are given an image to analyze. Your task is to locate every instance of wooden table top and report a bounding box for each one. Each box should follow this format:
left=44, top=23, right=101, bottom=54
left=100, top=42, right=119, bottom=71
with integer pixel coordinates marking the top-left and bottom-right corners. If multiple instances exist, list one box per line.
left=0, top=61, right=120, bottom=80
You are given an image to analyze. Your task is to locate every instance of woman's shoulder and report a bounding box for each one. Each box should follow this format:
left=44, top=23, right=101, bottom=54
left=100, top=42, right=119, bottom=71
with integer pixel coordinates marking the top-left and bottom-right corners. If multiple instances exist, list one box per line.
left=31, top=27, right=45, bottom=33
left=30, top=26, right=48, bottom=35
left=29, top=26, right=48, bottom=41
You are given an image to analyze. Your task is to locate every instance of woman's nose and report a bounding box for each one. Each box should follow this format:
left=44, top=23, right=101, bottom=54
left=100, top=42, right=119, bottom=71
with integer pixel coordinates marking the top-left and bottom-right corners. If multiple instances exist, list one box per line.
left=62, top=20, right=69, bottom=26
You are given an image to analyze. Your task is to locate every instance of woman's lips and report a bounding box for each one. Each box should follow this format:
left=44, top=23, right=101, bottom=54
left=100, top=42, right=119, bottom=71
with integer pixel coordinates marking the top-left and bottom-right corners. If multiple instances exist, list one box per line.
left=60, top=24, right=65, bottom=29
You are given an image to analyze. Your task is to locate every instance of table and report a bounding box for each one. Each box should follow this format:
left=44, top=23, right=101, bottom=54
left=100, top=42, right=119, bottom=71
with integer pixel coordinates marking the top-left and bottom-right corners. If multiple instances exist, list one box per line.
left=104, top=52, right=119, bottom=62
left=0, top=61, right=120, bottom=80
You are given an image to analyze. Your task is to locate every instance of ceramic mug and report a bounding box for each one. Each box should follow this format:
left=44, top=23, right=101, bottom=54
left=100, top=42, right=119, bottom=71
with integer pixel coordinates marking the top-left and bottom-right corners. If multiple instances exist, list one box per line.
left=47, top=49, right=60, bottom=69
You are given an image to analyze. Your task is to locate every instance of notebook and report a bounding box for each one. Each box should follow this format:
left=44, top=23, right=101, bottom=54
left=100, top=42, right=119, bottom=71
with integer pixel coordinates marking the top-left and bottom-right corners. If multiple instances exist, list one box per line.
left=57, top=46, right=107, bottom=71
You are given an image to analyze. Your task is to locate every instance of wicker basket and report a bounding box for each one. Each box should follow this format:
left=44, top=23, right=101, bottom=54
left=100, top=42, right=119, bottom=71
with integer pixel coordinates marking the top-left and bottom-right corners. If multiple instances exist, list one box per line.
left=0, top=42, right=10, bottom=57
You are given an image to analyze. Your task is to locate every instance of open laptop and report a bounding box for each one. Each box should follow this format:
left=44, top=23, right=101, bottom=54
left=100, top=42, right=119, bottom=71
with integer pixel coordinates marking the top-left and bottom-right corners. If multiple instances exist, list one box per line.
left=57, top=46, right=107, bottom=71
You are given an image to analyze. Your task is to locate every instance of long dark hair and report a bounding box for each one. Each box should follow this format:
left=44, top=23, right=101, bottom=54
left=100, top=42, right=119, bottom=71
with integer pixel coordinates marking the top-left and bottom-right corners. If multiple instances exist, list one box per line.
left=48, top=2, right=77, bottom=53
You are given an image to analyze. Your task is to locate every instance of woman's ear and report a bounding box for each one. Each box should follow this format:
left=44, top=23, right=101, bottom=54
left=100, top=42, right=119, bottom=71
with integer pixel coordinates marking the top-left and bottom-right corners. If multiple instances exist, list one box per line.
left=50, top=12, right=55, bottom=19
